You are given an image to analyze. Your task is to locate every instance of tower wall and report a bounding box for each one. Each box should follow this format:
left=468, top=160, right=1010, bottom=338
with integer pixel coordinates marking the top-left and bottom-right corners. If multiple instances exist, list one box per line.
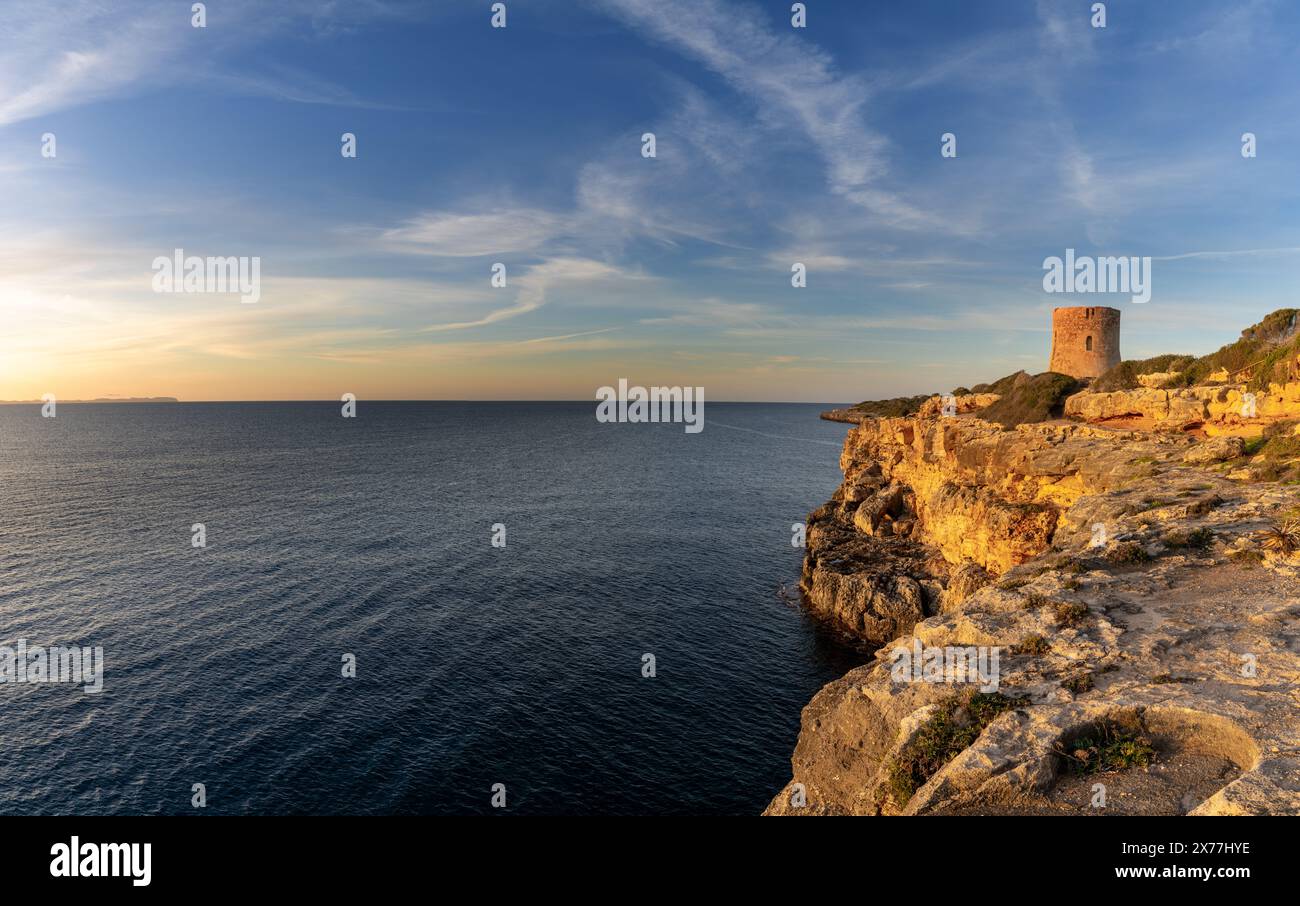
left=1049, top=306, right=1121, bottom=379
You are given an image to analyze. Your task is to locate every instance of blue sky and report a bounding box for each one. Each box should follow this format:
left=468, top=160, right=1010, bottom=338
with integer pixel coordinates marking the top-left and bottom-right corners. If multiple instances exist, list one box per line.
left=3, top=0, right=1300, bottom=400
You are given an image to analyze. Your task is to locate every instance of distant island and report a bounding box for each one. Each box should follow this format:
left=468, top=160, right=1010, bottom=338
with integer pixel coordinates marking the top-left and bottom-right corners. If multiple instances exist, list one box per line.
left=0, top=397, right=179, bottom=404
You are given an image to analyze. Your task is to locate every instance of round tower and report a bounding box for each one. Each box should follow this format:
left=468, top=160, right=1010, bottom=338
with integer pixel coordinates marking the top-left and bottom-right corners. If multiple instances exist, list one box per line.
left=1049, top=306, right=1120, bottom=379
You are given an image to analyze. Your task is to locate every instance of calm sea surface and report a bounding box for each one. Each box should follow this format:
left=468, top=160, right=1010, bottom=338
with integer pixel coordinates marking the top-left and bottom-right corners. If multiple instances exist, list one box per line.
left=0, top=402, right=864, bottom=815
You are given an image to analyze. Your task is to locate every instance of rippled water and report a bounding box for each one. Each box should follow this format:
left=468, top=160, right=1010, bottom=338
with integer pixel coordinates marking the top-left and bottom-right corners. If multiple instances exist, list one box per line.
left=0, top=402, right=864, bottom=814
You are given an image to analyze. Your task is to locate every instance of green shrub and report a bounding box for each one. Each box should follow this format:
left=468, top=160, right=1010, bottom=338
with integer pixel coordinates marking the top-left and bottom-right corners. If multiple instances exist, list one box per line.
left=1092, top=310, right=1300, bottom=394
left=1055, top=723, right=1156, bottom=775
left=844, top=394, right=932, bottom=418
left=1163, top=527, right=1215, bottom=549
left=1051, top=600, right=1090, bottom=627
left=1092, top=354, right=1196, bottom=392
left=1010, top=635, right=1050, bottom=656
left=980, top=372, right=1082, bottom=427
left=883, top=690, right=1026, bottom=808
left=1105, top=541, right=1151, bottom=565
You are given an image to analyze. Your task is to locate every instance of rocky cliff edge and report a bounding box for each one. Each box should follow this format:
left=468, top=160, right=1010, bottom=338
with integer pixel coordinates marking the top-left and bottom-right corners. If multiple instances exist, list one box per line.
left=768, top=406, right=1300, bottom=815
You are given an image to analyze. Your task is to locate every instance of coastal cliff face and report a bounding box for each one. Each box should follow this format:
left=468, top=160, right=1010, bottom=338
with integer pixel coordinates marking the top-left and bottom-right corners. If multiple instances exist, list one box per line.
left=801, top=413, right=1143, bottom=639
left=773, top=407, right=1300, bottom=816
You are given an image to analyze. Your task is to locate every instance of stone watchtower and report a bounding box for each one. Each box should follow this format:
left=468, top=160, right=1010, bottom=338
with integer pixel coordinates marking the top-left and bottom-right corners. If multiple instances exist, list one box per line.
left=1049, top=306, right=1120, bottom=379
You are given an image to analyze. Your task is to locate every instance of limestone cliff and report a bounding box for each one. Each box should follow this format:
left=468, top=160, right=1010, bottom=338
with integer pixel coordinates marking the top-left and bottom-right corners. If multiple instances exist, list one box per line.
left=774, top=405, right=1300, bottom=815
left=1063, top=380, right=1300, bottom=435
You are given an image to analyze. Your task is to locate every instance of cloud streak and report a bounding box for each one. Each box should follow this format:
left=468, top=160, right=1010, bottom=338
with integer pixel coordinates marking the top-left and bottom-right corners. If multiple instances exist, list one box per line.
left=594, top=0, right=945, bottom=230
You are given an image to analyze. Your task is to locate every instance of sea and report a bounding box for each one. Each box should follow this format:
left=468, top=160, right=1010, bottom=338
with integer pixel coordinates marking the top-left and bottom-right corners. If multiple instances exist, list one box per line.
left=0, top=401, right=866, bottom=815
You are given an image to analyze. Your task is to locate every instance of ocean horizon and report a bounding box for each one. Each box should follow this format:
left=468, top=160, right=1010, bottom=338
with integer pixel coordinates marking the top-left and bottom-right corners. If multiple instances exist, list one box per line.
left=0, top=401, right=867, bottom=815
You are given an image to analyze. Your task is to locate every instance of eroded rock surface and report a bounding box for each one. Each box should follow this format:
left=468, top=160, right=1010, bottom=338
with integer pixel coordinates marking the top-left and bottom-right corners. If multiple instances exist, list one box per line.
left=773, top=409, right=1300, bottom=816
left=1064, top=379, right=1300, bottom=435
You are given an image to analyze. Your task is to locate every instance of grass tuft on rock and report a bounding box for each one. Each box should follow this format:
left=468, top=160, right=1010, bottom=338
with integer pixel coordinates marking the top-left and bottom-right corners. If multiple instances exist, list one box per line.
left=883, top=689, right=1025, bottom=809
left=1228, top=548, right=1265, bottom=566
left=1023, top=591, right=1051, bottom=610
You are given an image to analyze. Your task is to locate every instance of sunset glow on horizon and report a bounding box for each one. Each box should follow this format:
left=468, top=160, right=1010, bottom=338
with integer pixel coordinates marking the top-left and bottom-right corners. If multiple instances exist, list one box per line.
left=5, top=0, right=1300, bottom=402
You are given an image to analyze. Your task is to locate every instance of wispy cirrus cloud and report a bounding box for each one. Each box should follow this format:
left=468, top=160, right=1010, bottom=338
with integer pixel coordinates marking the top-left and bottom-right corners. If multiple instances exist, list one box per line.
left=0, top=0, right=412, bottom=128
left=5, top=0, right=1300, bottom=402
left=593, top=0, right=947, bottom=231
left=1153, top=247, right=1300, bottom=261
left=0, top=2, right=182, bottom=127
left=378, top=209, right=568, bottom=257
left=415, top=257, right=645, bottom=333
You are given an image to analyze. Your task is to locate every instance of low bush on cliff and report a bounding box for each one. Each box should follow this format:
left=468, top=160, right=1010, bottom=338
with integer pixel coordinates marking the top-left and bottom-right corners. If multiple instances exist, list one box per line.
left=979, top=372, right=1082, bottom=427
left=1089, top=310, right=1300, bottom=393
left=883, top=690, right=1026, bottom=809
left=1163, top=527, right=1215, bottom=549
left=970, top=370, right=1029, bottom=395
left=1010, top=635, right=1050, bottom=656
left=1030, top=555, right=1085, bottom=577
left=1051, top=600, right=1090, bottom=627
left=1256, top=419, right=1300, bottom=457
left=843, top=394, right=932, bottom=418
left=1235, top=421, right=1300, bottom=482
left=1092, top=354, right=1196, bottom=392
left=1104, top=541, right=1152, bottom=565
left=1176, top=308, right=1300, bottom=391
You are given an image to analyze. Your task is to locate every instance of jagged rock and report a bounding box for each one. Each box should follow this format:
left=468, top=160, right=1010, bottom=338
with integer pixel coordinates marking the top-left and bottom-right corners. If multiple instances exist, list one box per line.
left=852, top=483, right=904, bottom=535
left=944, top=562, right=991, bottom=611
left=1064, top=379, right=1300, bottom=432
left=777, top=407, right=1300, bottom=816
left=800, top=503, right=947, bottom=642
left=803, top=567, right=926, bottom=644
left=1062, top=386, right=1220, bottom=428
left=917, top=392, right=1000, bottom=418
left=1183, top=436, right=1246, bottom=465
